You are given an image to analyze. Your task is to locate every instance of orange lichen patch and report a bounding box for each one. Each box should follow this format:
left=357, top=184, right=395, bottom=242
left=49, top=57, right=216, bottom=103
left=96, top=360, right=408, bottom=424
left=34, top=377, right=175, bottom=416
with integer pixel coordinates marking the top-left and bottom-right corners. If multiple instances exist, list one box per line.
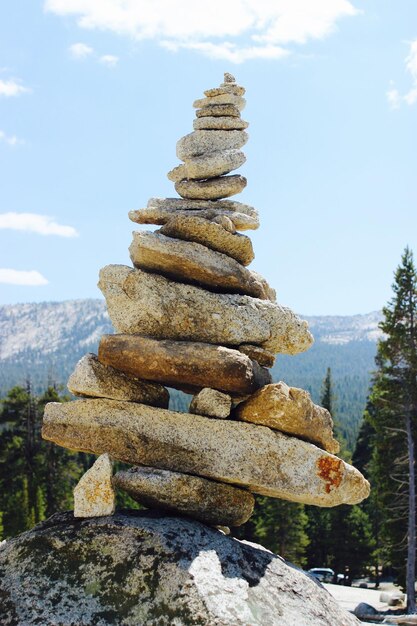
left=317, top=456, right=343, bottom=494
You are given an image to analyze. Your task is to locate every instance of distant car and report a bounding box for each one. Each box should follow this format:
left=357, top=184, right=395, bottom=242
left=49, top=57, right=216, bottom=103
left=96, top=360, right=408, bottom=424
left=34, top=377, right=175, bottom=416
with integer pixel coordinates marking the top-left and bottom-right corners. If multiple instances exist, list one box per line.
left=308, top=568, right=335, bottom=583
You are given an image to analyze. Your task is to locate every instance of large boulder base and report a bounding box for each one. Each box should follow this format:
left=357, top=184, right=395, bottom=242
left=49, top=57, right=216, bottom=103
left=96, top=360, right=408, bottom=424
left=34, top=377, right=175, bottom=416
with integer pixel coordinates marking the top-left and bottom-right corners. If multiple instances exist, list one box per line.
left=0, top=511, right=361, bottom=626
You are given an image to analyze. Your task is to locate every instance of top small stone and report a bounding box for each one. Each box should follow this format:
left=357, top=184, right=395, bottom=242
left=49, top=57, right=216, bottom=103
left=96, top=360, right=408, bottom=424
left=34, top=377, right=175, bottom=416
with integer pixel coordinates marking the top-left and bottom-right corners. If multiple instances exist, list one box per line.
left=224, top=72, right=236, bottom=83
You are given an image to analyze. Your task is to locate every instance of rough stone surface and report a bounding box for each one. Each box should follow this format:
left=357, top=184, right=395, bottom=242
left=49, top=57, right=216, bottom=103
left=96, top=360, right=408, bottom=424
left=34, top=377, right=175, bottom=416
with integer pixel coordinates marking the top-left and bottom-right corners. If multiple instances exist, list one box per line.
left=67, top=353, right=169, bottom=408
left=129, top=231, right=270, bottom=299
left=43, top=399, right=370, bottom=506
left=204, top=84, right=245, bottom=96
left=194, top=116, right=249, bottom=130
left=98, top=264, right=314, bottom=354
left=175, top=175, right=247, bottom=200
left=236, top=382, right=340, bottom=454
left=74, top=453, right=115, bottom=518
left=211, top=214, right=236, bottom=232
left=130, top=206, right=259, bottom=231
left=177, top=130, right=248, bottom=160
left=98, top=334, right=271, bottom=396
left=238, top=344, right=276, bottom=367
left=196, top=103, right=241, bottom=117
left=113, top=466, right=253, bottom=526
left=146, top=197, right=259, bottom=218
left=189, top=387, right=232, bottom=418
left=160, top=215, right=254, bottom=266
left=167, top=149, right=246, bottom=182
left=0, top=511, right=361, bottom=626
left=193, top=94, right=246, bottom=110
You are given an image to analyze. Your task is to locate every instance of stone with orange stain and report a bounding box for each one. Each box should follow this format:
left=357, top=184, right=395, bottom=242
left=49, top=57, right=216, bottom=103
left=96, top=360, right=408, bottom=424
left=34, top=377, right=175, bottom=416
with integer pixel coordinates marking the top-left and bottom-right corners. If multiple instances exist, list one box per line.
left=317, top=456, right=343, bottom=494
left=74, top=453, right=115, bottom=518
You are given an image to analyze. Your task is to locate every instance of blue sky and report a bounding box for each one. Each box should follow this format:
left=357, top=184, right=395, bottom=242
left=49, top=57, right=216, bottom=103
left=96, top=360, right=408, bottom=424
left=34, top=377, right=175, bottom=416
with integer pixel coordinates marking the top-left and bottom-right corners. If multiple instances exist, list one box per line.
left=0, top=0, right=416, bottom=315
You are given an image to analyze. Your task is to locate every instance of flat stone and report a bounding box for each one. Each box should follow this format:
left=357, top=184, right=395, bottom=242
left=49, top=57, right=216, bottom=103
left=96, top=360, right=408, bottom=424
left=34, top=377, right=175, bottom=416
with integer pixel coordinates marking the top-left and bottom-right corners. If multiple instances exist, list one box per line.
left=177, top=130, right=248, bottom=160
left=189, top=388, right=232, bottom=418
left=196, top=103, right=241, bottom=117
left=236, top=382, right=340, bottom=454
left=113, top=466, right=253, bottom=526
left=193, top=94, right=246, bottom=111
left=73, top=453, right=115, bottom=518
left=98, top=334, right=271, bottom=396
left=204, top=84, right=245, bottom=97
left=67, top=353, right=169, bottom=408
left=194, top=116, right=249, bottom=130
left=129, top=231, right=269, bottom=299
left=0, top=512, right=362, bottom=626
left=98, top=265, right=314, bottom=354
left=146, top=197, right=258, bottom=218
left=159, top=215, right=254, bottom=266
left=238, top=344, right=276, bottom=367
left=175, top=175, right=247, bottom=200
left=167, top=150, right=246, bottom=182
left=129, top=207, right=259, bottom=231
left=43, top=398, right=370, bottom=507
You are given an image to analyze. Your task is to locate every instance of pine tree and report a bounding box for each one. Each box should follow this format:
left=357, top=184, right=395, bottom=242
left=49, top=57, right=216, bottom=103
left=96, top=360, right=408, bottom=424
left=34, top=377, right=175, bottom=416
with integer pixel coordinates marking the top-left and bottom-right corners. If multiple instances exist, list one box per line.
left=366, top=247, right=417, bottom=611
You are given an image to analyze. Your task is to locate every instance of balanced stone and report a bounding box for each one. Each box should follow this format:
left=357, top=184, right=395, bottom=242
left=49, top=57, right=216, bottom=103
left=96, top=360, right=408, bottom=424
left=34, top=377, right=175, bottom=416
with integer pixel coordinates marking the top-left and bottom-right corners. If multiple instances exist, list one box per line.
left=159, top=215, right=254, bottom=266
left=130, top=207, right=259, bottom=231
left=196, top=103, right=240, bottom=117
left=175, top=175, right=247, bottom=200
left=177, top=130, right=248, bottom=160
left=194, top=116, right=249, bottom=130
left=43, top=399, right=370, bottom=507
left=68, top=353, right=169, bottom=408
left=113, top=466, right=254, bottom=526
left=146, top=197, right=258, bottom=218
left=74, top=453, right=115, bottom=518
left=167, top=150, right=246, bottom=182
left=98, top=265, right=314, bottom=354
left=129, top=231, right=269, bottom=299
left=189, top=388, right=232, bottom=418
left=193, top=94, right=246, bottom=110
left=204, top=84, right=245, bottom=97
left=98, top=334, right=271, bottom=395
left=238, top=344, right=276, bottom=368
left=236, top=382, right=340, bottom=454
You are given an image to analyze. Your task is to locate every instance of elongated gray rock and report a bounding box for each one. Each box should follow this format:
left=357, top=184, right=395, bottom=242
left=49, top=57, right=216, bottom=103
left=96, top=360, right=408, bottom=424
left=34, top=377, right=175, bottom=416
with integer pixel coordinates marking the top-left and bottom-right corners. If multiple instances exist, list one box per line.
left=194, top=116, right=249, bottom=130
left=167, top=149, right=246, bottom=182
left=193, top=94, right=246, bottom=110
left=43, top=399, right=370, bottom=506
left=175, top=175, right=247, bottom=200
left=129, top=231, right=270, bottom=299
left=205, top=83, right=245, bottom=96
left=98, top=334, right=271, bottom=395
left=74, top=453, right=115, bottom=518
left=177, top=130, right=248, bottom=160
left=113, top=466, right=254, bottom=526
left=68, top=353, right=169, bottom=407
left=129, top=207, right=259, bottom=231
left=0, top=512, right=361, bottom=626
left=159, top=214, right=254, bottom=265
left=98, top=264, right=313, bottom=354
left=236, top=382, right=340, bottom=454
left=146, top=196, right=258, bottom=218
left=189, top=388, right=232, bottom=418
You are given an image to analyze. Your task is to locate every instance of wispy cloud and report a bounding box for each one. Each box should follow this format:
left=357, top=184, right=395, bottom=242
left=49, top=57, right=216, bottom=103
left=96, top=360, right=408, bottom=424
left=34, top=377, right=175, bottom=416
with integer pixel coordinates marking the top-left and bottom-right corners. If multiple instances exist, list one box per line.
left=46, top=0, right=359, bottom=63
left=0, top=78, right=31, bottom=97
left=0, top=213, right=78, bottom=237
left=387, top=39, right=417, bottom=109
left=99, top=54, right=119, bottom=67
left=69, top=42, right=94, bottom=59
left=0, top=269, right=48, bottom=286
left=0, top=131, right=24, bottom=147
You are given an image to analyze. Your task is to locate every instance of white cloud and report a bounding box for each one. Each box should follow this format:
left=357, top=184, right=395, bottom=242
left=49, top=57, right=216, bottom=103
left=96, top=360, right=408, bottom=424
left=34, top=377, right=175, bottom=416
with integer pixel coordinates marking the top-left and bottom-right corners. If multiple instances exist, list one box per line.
left=387, top=39, right=417, bottom=109
left=0, top=131, right=24, bottom=147
left=0, top=269, right=48, bottom=286
left=69, top=42, right=94, bottom=59
left=99, top=54, right=119, bottom=67
left=46, top=0, right=359, bottom=63
left=0, top=213, right=78, bottom=237
left=0, top=78, right=31, bottom=97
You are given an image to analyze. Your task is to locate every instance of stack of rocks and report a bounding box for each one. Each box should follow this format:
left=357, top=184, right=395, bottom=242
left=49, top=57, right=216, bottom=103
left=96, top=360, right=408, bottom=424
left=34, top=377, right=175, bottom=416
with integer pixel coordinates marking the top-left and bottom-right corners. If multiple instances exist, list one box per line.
left=42, top=74, right=370, bottom=529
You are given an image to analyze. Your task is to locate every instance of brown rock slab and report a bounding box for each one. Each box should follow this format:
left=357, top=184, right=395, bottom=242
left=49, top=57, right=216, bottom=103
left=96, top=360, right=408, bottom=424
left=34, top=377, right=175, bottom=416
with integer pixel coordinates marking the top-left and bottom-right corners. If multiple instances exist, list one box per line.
left=159, top=215, right=254, bottom=266
left=189, top=388, right=232, bottom=418
left=74, top=453, right=115, bottom=518
left=193, top=95, right=246, bottom=110
left=129, top=207, right=259, bottom=231
left=196, top=103, right=240, bottom=117
left=98, top=265, right=313, bottom=354
left=68, top=353, right=169, bottom=408
left=177, top=130, right=248, bottom=160
left=204, top=84, right=245, bottom=97
left=43, top=398, right=370, bottom=507
left=146, top=197, right=258, bottom=218
left=113, top=466, right=254, bottom=526
left=238, top=344, right=276, bottom=367
left=129, top=231, right=269, bottom=299
left=236, top=382, right=340, bottom=454
left=175, top=175, right=247, bottom=200
left=193, top=116, right=249, bottom=130
left=98, top=334, right=271, bottom=395
left=167, top=150, right=245, bottom=182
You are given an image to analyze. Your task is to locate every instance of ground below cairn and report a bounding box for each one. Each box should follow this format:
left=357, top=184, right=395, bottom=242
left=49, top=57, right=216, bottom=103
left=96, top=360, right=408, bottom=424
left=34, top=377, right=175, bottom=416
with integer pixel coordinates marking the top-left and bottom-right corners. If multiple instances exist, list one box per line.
left=0, top=511, right=360, bottom=626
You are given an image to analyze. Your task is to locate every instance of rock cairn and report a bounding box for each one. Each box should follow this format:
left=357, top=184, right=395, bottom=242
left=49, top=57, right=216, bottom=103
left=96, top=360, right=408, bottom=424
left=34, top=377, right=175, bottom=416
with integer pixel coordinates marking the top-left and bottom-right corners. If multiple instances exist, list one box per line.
left=42, top=73, right=370, bottom=529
